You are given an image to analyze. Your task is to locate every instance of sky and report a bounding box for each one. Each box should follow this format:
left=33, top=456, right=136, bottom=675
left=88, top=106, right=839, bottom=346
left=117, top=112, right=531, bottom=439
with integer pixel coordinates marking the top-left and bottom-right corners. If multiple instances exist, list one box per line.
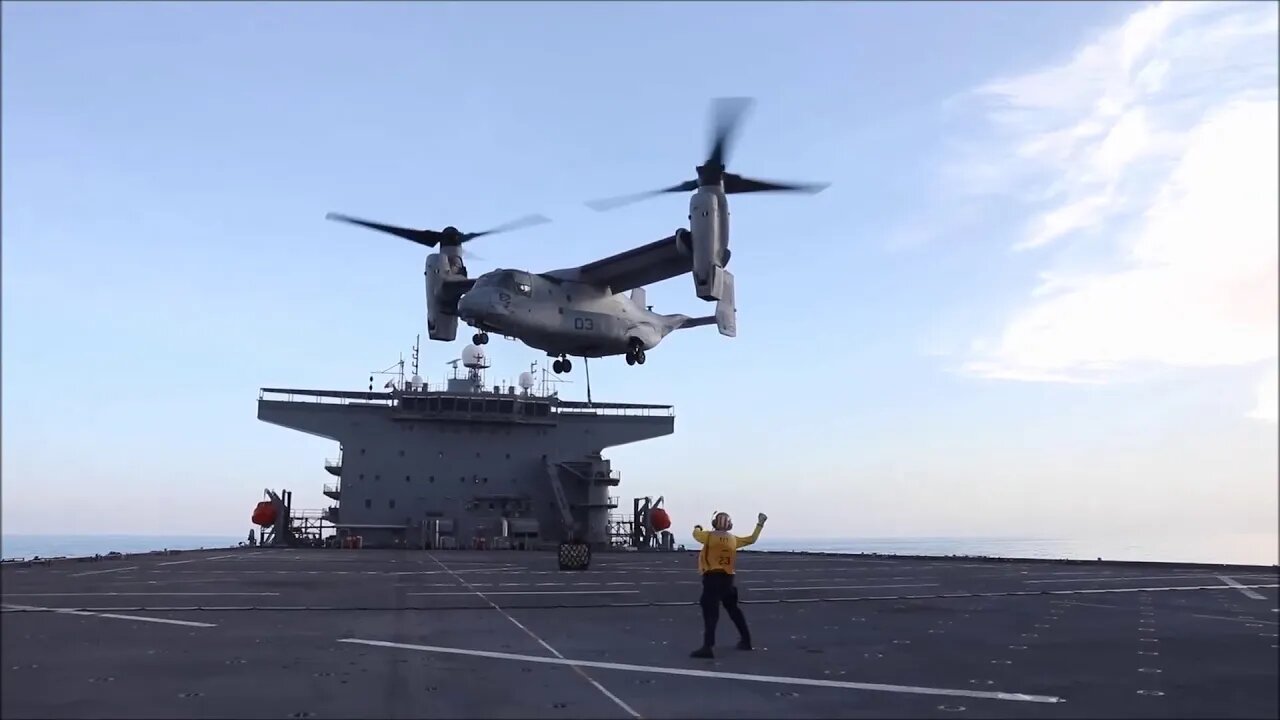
left=2, top=2, right=1276, bottom=559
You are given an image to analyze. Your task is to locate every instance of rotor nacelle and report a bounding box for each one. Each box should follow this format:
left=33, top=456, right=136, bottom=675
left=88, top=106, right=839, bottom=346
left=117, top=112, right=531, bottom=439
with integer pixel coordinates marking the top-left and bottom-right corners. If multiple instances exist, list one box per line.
left=688, top=186, right=729, bottom=301
left=424, top=251, right=464, bottom=341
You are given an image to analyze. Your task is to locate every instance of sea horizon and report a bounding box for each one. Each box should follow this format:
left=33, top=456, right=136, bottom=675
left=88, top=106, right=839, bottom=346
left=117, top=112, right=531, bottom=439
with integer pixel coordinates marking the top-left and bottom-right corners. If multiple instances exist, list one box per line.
left=3, top=531, right=1275, bottom=566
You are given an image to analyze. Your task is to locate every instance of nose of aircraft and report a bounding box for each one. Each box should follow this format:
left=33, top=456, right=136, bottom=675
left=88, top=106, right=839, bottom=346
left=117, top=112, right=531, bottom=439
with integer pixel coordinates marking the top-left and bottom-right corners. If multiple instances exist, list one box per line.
left=458, top=288, right=503, bottom=322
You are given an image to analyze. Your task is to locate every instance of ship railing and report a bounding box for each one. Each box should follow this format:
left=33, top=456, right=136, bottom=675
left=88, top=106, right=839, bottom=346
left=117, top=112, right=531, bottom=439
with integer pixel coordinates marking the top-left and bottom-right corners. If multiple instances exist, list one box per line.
left=258, top=389, right=396, bottom=407
left=322, top=483, right=339, bottom=495
left=553, top=405, right=674, bottom=418
left=324, top=457, right=342, bottom=469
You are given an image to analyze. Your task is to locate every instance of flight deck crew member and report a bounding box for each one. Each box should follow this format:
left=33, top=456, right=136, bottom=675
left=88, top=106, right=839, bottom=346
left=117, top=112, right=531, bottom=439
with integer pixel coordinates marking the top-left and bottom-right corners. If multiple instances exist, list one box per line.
left=689, top=511, right=767, bottom=658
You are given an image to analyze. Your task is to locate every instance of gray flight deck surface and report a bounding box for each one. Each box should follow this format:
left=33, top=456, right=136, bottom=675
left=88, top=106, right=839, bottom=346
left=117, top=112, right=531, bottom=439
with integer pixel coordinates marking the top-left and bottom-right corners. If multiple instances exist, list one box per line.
left=2, top=548, right=1277, bottom=719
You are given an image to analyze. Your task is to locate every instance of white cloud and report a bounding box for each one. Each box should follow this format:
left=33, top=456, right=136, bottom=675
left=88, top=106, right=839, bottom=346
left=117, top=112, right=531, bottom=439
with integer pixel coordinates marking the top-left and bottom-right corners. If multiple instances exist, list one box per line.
left=1250, top=366, right=1278, bottom=424
left=945, top=1, right=1279, bottom=421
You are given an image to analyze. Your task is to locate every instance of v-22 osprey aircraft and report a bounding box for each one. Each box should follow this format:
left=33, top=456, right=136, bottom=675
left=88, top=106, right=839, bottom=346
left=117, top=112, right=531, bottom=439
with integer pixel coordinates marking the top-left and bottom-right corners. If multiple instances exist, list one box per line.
left=326, top=98, right=828, bottom=374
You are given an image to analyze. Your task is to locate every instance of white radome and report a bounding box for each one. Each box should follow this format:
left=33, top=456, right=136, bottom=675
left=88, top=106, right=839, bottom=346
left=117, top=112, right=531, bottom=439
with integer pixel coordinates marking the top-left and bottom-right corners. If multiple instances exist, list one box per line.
left=461, top=344, right=487, bottom=369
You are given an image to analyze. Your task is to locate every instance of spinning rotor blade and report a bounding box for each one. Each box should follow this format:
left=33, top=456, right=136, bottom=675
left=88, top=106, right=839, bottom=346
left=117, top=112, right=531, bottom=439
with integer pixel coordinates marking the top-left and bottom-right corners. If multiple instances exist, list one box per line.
left=723, top=173, right=830, bottom=195
left=706, top=96, right=754, bottom=169
left=325, top=212, right=446, bottom=248
left=584, top=180, right=699, bottom=212
left=461, top=213, right=551, bottom=241
left=586, top=96, right=828, bottom=212
left=325, top=212, right=551, bottom=248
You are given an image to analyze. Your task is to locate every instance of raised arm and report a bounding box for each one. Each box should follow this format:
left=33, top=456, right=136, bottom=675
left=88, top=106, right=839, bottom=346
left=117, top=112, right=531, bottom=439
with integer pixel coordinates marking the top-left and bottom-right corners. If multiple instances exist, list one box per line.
left=692, top=524, right=708, bottom=544
left=734, top=513, right=767, bottom=548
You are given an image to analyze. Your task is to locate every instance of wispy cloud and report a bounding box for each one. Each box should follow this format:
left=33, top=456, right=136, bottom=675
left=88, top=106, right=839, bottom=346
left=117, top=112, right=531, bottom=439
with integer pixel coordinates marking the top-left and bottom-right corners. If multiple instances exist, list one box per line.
left=940, top=1, right=1278, bottom=421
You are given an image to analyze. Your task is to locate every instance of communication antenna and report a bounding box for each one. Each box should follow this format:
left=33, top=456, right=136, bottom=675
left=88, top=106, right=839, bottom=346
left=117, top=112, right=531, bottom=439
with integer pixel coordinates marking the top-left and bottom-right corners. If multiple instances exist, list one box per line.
left=370, top=354, right=405, bottom=392
left=409, top=335, right=424, bottom=391
left=538, top=359, right=570, bottom=397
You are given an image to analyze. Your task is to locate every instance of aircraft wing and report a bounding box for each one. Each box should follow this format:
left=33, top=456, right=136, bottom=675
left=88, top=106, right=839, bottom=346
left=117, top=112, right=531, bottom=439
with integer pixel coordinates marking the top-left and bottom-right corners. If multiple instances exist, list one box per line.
left=441, top=277, right=476, bottom=301
left=543, top=233, right=690, bottom=293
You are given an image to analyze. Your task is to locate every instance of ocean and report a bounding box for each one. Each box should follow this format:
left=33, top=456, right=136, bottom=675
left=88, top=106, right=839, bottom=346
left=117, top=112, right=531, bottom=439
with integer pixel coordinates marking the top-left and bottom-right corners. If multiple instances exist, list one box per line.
left=3, top=532, right=1275, bottom=566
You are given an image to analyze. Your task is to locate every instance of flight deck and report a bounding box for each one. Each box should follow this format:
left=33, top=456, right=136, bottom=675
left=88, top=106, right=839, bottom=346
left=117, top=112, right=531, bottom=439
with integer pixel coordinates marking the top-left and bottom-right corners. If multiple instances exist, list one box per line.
left=2, top=548, right=1277, bottom=719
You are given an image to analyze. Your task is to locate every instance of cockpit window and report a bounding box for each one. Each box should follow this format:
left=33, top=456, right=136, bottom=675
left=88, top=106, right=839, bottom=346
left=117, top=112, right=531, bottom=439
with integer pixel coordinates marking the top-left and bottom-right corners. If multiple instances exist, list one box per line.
left=477, top=270, right=533, bottom=295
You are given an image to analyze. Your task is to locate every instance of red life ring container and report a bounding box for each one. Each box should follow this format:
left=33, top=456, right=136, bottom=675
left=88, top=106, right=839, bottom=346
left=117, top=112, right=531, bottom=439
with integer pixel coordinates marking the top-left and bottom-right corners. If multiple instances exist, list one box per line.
left=649, top=508, right=671, bottom=532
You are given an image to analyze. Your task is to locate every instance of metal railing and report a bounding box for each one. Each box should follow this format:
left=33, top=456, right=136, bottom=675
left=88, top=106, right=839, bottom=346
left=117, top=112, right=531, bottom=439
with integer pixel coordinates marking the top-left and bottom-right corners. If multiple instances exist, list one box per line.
left=323, top=483, right=340, bottom=495
left=324, top=457, right=342, bottom=468
left=259, top=389, right=396, bottom=406
left=553, top=405, right=675, bottom=418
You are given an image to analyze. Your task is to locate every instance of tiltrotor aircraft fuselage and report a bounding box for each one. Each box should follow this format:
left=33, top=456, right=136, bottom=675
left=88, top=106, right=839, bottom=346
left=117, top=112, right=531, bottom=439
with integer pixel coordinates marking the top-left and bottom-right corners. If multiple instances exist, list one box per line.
left=327, top=98, right=827, bottom=374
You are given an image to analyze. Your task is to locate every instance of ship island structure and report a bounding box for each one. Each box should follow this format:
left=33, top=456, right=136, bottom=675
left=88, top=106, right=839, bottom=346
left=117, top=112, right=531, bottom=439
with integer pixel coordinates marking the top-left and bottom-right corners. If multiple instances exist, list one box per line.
left=253, top=342, right=678, bottom=552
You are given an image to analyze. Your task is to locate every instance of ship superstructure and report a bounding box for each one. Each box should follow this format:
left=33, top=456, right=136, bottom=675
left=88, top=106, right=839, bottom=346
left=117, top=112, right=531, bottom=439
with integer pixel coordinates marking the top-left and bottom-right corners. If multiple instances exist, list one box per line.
left=255, top=344, right=674, bottom=549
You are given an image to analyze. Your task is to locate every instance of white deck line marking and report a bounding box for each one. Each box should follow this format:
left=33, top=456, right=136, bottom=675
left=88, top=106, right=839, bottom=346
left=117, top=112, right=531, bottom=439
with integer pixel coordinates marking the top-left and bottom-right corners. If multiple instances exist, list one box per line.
left=1217, top=576, right=1267, bottom=600
left=337, top=638, right=1064, bottom=704
left=407, top=590, right=638, bottom=597
left=157, top=554, right=235, bottom=566
left=751, top=583, right=938, bottom=592
left=1190, top=613, right=1279, bottom=626
left=1042, top=583, right=1278, bottom=595
left=1025, top=574, right=1223, bottom=584
left=68, top=566, right=138, bottom=577
left=3, top=592, right=278, bottom=597
left=2, top=603, right=217, bottom=628
left=424, top=553, right=641, bottom=719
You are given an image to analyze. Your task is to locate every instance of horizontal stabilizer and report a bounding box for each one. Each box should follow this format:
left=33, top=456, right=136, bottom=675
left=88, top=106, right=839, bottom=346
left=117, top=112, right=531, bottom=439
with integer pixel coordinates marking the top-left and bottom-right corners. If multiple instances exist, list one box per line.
left=679, top=316, right=717, bottom=329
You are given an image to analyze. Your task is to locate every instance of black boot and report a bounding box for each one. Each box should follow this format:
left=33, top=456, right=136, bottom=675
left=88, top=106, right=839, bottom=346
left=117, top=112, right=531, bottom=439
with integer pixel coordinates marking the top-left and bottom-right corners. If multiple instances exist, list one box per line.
left=690, top=646, right=714, bottom=659
left=736, top=638, right=753, bottom=651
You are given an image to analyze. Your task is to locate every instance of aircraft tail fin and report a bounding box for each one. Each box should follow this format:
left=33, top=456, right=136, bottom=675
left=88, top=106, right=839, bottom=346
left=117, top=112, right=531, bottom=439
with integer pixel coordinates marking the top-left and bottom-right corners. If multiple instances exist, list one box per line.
left=676, top=272, right=736, bottom=337
left=630, top=287, right=647, bottom=308
left=714, top=269, right=736, bottom=337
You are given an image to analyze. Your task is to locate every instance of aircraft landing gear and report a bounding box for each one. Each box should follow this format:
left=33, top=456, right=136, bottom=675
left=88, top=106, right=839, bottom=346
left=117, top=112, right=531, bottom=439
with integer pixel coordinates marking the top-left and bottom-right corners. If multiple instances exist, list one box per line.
left=625, top=339, right=646, bottom=366
left=472, top=332, right=489, bottom=345
left=552, top=355, right=573, bottom=374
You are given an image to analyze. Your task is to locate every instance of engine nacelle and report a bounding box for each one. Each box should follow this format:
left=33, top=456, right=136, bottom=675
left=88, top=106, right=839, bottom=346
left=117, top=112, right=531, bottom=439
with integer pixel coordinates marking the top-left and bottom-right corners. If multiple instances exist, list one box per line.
left=688, top=187, right=728, bottom=301
left=424, top=253, right=462, bottom=341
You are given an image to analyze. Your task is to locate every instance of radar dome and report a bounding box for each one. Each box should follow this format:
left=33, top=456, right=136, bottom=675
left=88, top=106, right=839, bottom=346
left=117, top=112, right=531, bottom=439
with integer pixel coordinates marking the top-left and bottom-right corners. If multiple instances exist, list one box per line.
left=410, top=374, right=424, bottom=390
left=518, top=372, right=535, bottom=390
left=461, top=344, right=488, bottom=369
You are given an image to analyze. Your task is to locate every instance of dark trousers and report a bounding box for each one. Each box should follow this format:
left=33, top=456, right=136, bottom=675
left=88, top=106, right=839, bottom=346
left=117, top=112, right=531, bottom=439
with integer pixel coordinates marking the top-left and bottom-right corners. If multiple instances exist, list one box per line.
left=699, top=571, right=750, bottom=648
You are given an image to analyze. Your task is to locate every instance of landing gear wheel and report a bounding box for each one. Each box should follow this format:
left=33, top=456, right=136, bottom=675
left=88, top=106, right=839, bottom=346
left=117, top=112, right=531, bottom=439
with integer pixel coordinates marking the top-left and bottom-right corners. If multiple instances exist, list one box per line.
left=626, top=339, right=646, bottom=367
left=472, top=332, right=489, bottom=345
left=553, top=356, right=572, bottom=374
left=561, top=357, right=572, bottom=373
left=552, top=359, right=564, bottom=374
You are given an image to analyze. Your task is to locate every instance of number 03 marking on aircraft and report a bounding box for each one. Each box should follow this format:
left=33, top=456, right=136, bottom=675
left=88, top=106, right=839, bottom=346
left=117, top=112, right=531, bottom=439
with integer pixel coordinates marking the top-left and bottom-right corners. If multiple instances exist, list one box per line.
left=573, top=317, right=595, bottom=331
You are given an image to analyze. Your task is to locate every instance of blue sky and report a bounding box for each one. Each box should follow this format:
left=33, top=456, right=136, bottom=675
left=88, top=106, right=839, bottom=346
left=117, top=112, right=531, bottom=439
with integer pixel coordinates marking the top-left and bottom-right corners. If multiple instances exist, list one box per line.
left=3, top=2, right=1276, bottom=559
